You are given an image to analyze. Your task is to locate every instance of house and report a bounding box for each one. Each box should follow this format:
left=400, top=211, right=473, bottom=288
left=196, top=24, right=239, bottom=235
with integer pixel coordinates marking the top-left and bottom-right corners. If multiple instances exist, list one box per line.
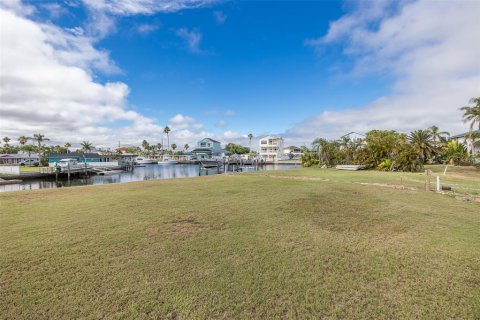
left=48, top=152, right=111, bottom=164
left=340, top=132, right=365, bottom=142
left=283, top=146, right=303, bottom=159
left=450, top=130, right=480, bottom=155
left=259, top=136, right=284, bottom=161
left=0, top=153, right=40, bottom=165
left=191, top=138, right=223, bottom=159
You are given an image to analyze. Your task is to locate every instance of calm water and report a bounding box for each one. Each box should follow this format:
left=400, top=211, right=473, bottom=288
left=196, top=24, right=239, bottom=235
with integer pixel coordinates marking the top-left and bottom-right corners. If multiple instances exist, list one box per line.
left=0, top=163, right=299, bottom=192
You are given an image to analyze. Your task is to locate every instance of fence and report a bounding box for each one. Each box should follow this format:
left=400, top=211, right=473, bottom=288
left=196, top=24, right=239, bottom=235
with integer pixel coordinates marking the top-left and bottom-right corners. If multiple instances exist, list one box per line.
left=0, top=166, right=20, bottom=175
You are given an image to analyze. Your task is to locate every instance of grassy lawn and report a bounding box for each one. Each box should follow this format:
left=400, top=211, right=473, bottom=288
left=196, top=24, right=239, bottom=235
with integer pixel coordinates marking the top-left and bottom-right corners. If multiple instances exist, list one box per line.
left=1, top=167, right=479, bottom=318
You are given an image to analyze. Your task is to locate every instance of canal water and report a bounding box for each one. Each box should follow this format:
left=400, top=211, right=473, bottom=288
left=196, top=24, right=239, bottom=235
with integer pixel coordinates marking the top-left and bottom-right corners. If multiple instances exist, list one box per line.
left=0, top=163, right=299, bottom=192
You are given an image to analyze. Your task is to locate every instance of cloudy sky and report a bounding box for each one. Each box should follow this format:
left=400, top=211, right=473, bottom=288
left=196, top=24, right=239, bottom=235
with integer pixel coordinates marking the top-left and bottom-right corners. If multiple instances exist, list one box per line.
left=1, top=0, right=479, bottom=149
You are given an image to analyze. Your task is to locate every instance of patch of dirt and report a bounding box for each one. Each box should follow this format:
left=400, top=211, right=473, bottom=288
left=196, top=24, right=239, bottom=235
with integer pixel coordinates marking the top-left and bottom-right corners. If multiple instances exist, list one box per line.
left=260, top=175, right=330, bottom=182
left=357, top=182, right=418, bottom=191
left=164, top=216, right=226, bottom=235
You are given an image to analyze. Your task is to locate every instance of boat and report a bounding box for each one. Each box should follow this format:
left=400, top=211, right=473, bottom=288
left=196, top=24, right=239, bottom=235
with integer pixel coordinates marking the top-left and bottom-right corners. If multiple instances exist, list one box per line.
left=135, top=157, right=158, bottom=164
left=158, top=156, right=178, bottom=165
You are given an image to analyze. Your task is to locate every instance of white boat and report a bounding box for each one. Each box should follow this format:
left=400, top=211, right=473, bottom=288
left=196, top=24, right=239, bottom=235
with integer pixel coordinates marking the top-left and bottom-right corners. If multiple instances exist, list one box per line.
left=158, top=156, right=178, bottom=165
left=135, top=157, right=158, bottom=164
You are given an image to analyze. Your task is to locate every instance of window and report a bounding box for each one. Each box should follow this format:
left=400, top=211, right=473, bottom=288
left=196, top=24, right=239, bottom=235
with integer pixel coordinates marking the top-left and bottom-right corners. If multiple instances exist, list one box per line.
left=200, top=142, right=206, bottom=147
left=260, top=140, right=267, bottom=144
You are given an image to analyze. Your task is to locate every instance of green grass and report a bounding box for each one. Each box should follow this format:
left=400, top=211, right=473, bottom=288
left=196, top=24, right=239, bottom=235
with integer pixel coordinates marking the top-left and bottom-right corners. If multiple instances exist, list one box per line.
left=1, top=167, right=479, bottom=319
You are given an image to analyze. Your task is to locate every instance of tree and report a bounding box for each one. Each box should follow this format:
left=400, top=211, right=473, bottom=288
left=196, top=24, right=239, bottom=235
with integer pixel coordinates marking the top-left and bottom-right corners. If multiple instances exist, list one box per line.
left=64, top=142, right=71, bottom=153
left=163, top=126, right=171, bottom=151
left=225, top=143, right=249, bottom=155
left=142, top=139, right=150, bottom=151
left=18, top=136, right=28, bottom=145
left=156, top=143, right=162, bottom=154
left=460, top=97, right=480, bottom=131
left=80, top=141, right=93, bottom=153
left=445, top=140, right=468, bottom=165
left=21, top=144, right=36, bottom=159
left=29, top=133, right=50, bottom=149
left=408, top=130, right=435, bottom=163
left=171, top=143, right=177, bottom=152
left=248, top=133, right=253, bottom=157
left=2, top=137, right=11, bottom=146
left=428, top=125, right=450, bottom=144
left=184, top=144, right=189, bottom=151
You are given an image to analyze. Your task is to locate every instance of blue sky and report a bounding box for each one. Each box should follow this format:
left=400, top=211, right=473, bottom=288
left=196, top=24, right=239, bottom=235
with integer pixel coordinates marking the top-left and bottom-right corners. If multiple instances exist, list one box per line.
left=1, top=0, right=479, bottom=147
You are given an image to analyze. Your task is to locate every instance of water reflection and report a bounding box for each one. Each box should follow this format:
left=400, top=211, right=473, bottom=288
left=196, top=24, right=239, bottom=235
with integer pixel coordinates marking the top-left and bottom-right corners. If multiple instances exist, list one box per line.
left=0, top=163, right=299, bottom=192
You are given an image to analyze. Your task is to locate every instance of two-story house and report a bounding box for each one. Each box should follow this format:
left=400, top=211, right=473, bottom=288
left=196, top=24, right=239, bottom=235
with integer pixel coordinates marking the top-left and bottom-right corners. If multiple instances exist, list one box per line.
left=191, top=138, right=223, bottom=159
left=259, top=136, right=284, bottom=161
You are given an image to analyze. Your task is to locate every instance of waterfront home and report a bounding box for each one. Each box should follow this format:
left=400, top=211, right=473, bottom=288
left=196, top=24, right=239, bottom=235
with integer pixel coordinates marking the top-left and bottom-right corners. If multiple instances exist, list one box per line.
left=283, top=146, right=303, bottom=159
left=48, top=152, right=112, bottom=164
left=259, top=136, right=284, bottom=161
left=340, top=132, right=365, bottom=142
left=191, top=138, right=223, bottom=159
left=0, top=153, right=40, bottom=165
left=450, top=130, right=480, bottom=155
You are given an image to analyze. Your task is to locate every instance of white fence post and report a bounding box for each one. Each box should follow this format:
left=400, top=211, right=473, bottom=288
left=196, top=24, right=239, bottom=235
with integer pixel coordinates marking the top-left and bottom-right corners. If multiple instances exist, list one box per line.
left=436, top=176, right=441, bottom=192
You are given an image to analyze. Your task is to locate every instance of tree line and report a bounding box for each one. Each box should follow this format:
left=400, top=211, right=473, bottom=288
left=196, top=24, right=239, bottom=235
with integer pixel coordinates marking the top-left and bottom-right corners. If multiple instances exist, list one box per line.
left=302, top=97, right=480, bottom=172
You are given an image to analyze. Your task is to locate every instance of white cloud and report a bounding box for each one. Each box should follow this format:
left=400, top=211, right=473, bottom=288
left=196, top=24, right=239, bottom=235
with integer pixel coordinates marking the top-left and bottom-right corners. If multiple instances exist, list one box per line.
left=216, top=119, right=228, bottom=128
left=81, top=0, right=217, bottom=39
left=82, top=0, right=217, bottom=16
left=213, top=10, right=226, bottom=24
left=224, top=109, right=236, bottom=116
left=176, top=27, right=205, bottom=54
left=136, top=22, right=160, bottom=35
left=293, top=0, right=480, bottom=144
left=0, top=5, right=210, bottom=148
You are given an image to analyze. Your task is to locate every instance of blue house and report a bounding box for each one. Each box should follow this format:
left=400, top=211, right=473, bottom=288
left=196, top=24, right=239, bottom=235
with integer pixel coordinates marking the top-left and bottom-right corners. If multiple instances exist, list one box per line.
left=191, top=138, right=223, bottom=159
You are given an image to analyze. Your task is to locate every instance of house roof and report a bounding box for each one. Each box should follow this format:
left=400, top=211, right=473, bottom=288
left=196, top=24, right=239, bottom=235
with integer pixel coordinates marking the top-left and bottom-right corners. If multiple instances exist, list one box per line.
left=285, top=145, right=300, bottom=149
left=450, top=130, right=480, bottom=139
left=48, top=153, right=101, bottom=158
left=200, top=138, right=221, bottom=143
left=340, top=132, right=365, bottom=138
left=0, top=153, right=39, bottom=159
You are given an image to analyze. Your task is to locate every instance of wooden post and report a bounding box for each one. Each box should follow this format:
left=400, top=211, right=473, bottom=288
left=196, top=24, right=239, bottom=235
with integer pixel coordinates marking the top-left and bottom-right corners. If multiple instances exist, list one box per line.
left=436, top=176, right=441, bottom=192
left=67, top=163, right=71, bottom=180
left=424, top=169, right=431, bottom=191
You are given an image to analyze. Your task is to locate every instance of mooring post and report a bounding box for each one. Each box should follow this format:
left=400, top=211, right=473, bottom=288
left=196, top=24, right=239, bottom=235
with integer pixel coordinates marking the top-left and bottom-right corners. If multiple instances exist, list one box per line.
left=436, top=176, right=441, bottom=192
left=67, top=163, right=71, bottom=180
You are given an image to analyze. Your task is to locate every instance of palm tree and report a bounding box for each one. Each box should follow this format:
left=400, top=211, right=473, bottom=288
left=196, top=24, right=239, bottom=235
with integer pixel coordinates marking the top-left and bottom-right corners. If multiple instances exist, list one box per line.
left=408, top=130, right=435, bottom=163
left=248, top=133, right=253, bottom=158
left=141, top=139, right=150, bottom=152
left=2, top=136, right=11, bottom=146
left=156, top=143, right=162, bottom=155
left=460, top=97, right=480, bottom=131
left=171, top=143, right=177, bottom=152
left=428, top=125, right=450, bottom=144
left=184, top=144, right=189, bottom=152
left=163, top=126, right=171, bottom=151
left=18, top=136, right=28, bottom=145
left=29, top=133, right=50, bottom=149
left=80, top=141, right=93, bottom=153
left=64, top=142, right=71, bottom=153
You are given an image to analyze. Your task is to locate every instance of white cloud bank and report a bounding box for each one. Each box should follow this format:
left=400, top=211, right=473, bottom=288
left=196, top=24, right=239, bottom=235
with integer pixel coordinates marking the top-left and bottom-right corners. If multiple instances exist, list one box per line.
left=288, top=0, right=480, bottom=144
left=0, top=2, right=229, bottom=148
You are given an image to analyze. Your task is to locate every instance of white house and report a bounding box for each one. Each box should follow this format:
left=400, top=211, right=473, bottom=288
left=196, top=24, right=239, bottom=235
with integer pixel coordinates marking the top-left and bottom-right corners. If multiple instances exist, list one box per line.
left=283, top=146, right=303, bottom=159
left=0, top=153, right=40, bottom=165
left=450, top=130, right=480, bottom=155
left=340, top=132, right=365, bottom=142
left=259, top=136, right=284, bottom=161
